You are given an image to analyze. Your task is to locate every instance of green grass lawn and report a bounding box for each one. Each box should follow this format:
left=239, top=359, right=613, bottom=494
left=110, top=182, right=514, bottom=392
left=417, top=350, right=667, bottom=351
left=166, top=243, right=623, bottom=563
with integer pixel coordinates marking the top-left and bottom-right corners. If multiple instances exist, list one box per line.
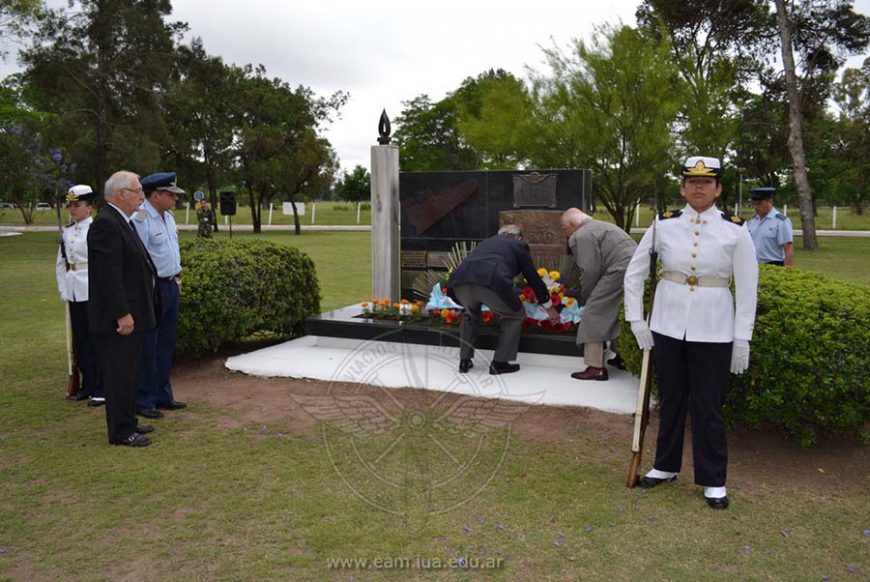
left=1, top=231, right=867, bottom=580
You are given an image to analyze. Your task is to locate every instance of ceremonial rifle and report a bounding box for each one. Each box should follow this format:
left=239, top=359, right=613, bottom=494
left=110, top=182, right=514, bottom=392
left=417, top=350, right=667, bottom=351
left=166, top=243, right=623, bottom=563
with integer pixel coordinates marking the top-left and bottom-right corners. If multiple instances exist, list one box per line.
left=626, top=203, right=659, bottom=488
left=56, top=195, right=79, bottom=397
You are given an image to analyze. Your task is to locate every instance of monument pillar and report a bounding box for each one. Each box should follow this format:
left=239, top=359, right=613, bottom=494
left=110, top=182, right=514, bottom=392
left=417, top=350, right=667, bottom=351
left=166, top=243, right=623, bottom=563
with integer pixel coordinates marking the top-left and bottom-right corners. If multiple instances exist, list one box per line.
left=370, top=110, right=401, bottom=302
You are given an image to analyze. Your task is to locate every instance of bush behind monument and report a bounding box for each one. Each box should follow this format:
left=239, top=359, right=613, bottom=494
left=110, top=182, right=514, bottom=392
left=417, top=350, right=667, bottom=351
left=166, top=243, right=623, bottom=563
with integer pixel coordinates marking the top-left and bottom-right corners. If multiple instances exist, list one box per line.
left=176, top=239, right=320, bottom=356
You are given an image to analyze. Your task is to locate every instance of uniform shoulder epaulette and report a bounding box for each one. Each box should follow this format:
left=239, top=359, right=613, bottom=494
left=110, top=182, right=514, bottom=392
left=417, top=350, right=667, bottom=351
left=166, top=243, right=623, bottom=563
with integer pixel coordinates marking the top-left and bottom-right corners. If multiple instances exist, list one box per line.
left=658, top=209, right=682, bottom=220
left=721, top=212, right=745, bottom=226
left=65, top=221, right=75, bottom=228
left=775, top=213, right=787, bottom=221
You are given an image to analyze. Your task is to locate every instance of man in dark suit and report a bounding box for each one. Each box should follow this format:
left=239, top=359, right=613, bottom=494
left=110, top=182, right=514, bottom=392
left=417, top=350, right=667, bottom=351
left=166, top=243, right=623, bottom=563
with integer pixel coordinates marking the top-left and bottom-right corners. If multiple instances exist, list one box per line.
left=87, top=170, right=158, bottom=447
left=447, top=225, right=559, bottom=375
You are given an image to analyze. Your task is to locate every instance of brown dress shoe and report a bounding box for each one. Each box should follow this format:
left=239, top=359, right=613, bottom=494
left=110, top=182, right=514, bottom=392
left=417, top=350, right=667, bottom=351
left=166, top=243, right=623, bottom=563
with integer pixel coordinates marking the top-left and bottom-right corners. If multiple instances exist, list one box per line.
left=570, top=367, right=609, bottom=381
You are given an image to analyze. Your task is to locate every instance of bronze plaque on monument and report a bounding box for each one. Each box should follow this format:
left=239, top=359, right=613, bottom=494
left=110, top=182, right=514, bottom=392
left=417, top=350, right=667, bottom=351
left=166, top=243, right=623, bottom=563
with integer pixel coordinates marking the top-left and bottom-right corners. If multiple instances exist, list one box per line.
left=513, top=172, right=557, bottom=208
left=499, top=209, right=566, bottom=270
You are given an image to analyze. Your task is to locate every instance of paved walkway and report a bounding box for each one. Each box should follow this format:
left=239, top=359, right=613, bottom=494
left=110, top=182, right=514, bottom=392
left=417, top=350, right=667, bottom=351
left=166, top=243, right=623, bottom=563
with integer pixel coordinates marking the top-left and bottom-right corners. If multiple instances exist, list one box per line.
left=226, top=335, right=642, bottom=414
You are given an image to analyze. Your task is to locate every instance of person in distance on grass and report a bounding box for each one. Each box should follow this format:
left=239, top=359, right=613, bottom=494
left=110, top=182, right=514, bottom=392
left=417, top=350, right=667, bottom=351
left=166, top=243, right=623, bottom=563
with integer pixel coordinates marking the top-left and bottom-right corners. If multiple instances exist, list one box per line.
left=56, top=185, right=104, bottom=407
left=87, top=171, right=158, bottom=447
left=746, top=186, right=794, bottom=267
left=560, top=207, right=637, bottom=381
left=447, top=224, right=559, bottom=375
left=132, top=172, right=188, bottom=420
left=623, top=156, right=759, bottom=510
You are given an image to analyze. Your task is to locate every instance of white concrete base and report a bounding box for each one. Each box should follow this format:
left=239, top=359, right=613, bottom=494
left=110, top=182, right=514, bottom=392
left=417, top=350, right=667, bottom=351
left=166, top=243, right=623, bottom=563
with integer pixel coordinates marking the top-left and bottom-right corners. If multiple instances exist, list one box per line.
left=226, top=335, right=642, bottom=415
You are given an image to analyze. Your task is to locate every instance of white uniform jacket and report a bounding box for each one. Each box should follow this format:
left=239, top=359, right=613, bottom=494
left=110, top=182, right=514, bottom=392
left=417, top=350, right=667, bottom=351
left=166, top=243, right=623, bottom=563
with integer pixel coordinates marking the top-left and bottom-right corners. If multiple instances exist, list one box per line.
left=55, top=217, right=92, bottom=302
left=624, top=205, right=758, bottom=343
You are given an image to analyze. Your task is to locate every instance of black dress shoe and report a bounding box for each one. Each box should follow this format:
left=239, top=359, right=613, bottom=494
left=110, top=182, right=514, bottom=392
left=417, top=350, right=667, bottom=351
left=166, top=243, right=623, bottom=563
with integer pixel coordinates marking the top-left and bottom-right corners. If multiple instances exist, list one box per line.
left=489, top=361, right=520, bottom=375
left=458, top=359, right=474, bottom=373
left=136, top=408, right=164, bottom=419
left=706, top=496, right=729, bottom=510
left=67, top=391, right=89, bottom=402
left=114, top=433, right=151, bottom=447
left=607, top=354, right=627, bottom=370
left=135, top=424, right=154, bottom=434
left=87, top=397, right=106, bottom=408
left=570, top=366, right=609, bottom=381
left=638, top=475, right=678, bottom=488
left=156, top=400, right=187, bottom=411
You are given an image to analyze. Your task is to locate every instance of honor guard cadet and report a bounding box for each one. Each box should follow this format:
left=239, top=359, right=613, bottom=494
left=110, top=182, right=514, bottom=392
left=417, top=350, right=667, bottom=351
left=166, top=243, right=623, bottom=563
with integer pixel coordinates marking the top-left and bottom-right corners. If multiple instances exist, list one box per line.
left=746, top=186, right=794, bottom=266
left=623, top=156, right=759, bottom=510
left=56, top=185, right=104, bottom=406
left=133, top=172, right=188, bottom=419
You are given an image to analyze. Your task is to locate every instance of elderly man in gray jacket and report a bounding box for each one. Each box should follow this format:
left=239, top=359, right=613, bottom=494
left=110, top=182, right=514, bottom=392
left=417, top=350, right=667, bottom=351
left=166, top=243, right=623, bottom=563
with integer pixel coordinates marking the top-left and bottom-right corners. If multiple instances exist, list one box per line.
left=561, top=208, right=637, bottom=381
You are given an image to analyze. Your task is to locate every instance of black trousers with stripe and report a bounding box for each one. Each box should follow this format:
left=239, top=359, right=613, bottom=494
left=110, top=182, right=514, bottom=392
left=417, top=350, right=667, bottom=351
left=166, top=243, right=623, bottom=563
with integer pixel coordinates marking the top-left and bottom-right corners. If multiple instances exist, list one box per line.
left=651, top=332, right=732, bottom=487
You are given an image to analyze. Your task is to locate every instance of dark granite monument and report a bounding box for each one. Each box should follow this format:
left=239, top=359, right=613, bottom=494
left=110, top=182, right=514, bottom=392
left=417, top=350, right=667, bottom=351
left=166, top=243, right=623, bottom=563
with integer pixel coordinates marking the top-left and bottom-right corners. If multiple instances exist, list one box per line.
left=400, top=169, right=593, bottom=294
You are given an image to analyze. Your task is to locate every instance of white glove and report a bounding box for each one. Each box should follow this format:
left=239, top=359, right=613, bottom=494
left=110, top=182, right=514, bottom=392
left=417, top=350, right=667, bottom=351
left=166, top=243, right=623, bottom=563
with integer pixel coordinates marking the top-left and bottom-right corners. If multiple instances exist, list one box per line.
left=730, top=339, right=750, bottom=374
left=630, top=320, right=654, bottom=351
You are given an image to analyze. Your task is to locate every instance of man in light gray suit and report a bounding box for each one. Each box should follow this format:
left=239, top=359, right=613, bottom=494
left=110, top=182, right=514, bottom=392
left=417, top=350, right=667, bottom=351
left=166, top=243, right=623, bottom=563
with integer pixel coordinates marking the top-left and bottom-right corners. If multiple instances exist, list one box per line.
left=561, top=208, right=637, bottom=381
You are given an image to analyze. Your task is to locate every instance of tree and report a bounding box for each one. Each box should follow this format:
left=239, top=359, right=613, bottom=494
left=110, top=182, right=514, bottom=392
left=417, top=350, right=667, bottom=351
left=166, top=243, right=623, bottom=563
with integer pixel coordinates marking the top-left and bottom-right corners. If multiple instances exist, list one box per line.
left=21, top=0, right=187, bottom=187
left=393, top=94, right=477, bottom=171
left=636, top=0, right=769, bottom=161
left=232, top=65, right=345, bottom=233
left=454, top=69, right=534, bottom=169
left=532, top=25, right=683, bottom=231
left=830, top=60, right=870, bottom=214
left=164, top=38, right=239, bottom=230
left=0, top=0, right=42, bottom=60
left=775, top=0, right=819, bottom=250
left=336, top=165, right=370, bottom=203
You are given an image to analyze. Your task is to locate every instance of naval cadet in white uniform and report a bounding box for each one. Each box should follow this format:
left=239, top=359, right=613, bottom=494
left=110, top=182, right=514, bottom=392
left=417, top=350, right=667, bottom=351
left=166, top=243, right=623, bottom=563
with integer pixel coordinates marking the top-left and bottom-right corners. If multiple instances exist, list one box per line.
left=623, top=156, right=759, bottom=510
left=55, top=185, right=104, bottom=405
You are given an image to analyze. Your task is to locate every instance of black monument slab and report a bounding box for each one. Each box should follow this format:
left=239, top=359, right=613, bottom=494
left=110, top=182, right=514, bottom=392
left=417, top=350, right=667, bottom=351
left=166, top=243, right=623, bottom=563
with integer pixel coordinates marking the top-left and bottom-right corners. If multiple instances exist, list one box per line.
left=305, top=306, right=581, bottom=357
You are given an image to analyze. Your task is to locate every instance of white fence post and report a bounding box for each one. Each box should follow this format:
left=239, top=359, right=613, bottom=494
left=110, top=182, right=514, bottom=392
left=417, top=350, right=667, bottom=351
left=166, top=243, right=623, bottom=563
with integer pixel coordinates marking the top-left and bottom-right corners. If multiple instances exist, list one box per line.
left=268, top=202, right=273, bottom=225
left=783, top=204, right=787, bottom=217
left=832, top=205, right=837, bottom=229
left=635, top=202, right=641, bottom=227
left=185, top=205, right=190, bottom=224
left=311, top=202, right=317, bottom=225
left=357, top=202, right=361, bottom=224
left=224, top=215, right=228, bottom=226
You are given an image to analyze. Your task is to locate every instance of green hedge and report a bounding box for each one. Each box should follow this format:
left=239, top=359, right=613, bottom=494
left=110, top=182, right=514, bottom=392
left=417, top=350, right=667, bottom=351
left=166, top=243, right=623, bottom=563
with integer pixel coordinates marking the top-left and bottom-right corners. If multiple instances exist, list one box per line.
left=176, top=238, right=320, bottom=356
left=621, top=266, right=870, bottom=446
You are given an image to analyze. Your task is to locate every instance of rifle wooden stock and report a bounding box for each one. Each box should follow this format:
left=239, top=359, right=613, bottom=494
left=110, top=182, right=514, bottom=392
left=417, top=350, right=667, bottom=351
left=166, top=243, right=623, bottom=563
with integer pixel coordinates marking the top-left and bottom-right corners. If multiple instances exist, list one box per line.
left=626, top=218, right=659, bottom=488
left=626, top=347, right=653, bottom=487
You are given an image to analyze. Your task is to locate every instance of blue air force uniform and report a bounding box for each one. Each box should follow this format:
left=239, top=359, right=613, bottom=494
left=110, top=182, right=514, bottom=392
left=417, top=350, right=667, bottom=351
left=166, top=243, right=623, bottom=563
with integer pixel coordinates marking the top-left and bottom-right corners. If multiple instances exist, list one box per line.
left=746, top=187, right=793, bottom=265
left=133, top=172, right=185, bottom=413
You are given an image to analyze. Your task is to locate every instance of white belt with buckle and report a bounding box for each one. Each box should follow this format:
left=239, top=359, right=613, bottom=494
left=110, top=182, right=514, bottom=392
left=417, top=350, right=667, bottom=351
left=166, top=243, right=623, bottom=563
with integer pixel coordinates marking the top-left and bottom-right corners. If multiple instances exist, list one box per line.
left=68, top=262, right=88, bottom=271
left=661, top=271, right=730, bottom=288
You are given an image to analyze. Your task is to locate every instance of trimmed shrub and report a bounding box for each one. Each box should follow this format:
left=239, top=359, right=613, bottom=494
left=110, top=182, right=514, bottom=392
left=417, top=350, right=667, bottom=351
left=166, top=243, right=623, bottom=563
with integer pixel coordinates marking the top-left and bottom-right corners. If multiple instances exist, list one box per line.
left=176, top=238, right=320, bottom=356
left=621, top=266, right=870, bottom=446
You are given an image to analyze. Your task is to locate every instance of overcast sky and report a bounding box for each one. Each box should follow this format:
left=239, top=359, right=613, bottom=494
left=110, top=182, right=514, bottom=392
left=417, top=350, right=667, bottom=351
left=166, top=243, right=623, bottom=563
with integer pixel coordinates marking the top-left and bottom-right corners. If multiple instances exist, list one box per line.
left=3, top=0, right=869, bottom=175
